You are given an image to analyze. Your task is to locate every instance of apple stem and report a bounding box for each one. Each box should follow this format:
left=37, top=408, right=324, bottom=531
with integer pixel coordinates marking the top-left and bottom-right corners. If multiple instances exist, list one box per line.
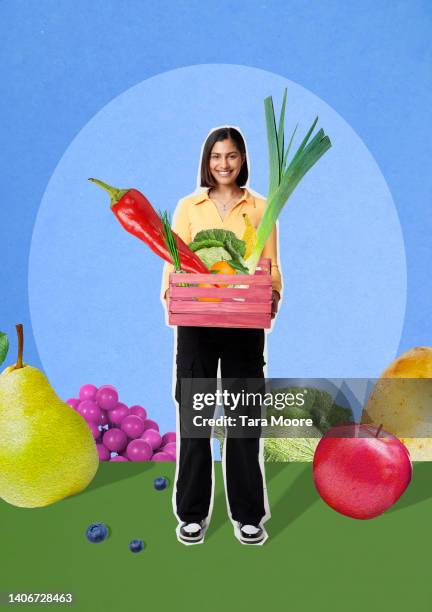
left=376, top=424, right=383, bottom=438
left=15, top=324, right=24, bottom=369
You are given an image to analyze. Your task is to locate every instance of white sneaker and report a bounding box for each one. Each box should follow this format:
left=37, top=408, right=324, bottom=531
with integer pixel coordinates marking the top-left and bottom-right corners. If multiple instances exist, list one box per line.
left=178, top=520, right=206, bottom=544
left=237, top=523, right=266, bottom=544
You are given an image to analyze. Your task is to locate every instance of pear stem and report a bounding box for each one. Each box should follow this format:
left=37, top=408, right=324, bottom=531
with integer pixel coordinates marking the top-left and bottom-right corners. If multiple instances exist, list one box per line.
left=15, top=324, right=24, bottom=369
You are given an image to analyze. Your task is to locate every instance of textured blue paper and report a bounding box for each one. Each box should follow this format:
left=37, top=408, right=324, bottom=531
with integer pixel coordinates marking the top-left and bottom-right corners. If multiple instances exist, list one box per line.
left=1, top=2, right=431, bottom=434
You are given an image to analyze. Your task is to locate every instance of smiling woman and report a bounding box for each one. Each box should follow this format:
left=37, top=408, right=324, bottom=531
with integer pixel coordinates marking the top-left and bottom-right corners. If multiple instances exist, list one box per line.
left=165, top=125, right=283, bottom=546
left=161, top=127, right=282, bottom=300
left=200, top=127, right=248, bottom=209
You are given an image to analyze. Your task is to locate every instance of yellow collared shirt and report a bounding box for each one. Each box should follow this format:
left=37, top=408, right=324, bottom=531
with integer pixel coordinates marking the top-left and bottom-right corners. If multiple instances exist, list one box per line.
left=161, top=187, right=282, bottom=298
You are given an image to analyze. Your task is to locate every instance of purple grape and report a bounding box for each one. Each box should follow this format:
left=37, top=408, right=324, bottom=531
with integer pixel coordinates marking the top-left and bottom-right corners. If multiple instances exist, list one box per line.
left=152, top=451, right=174, bottom=462
left=121, top=415, right=145, bottom=439
left=111, top=455, right=129, bottom=462
left=99, top=410, right=108, bottom=426
left=96, top=443, right=111, bottom=461
left=143, top=419, right=160, bottom=432
left=129, top=405, right=148, bottom=421
left=88, top=422, right=101, bottom=440
left=108, top=402, right=129, bottom=426
left=140, top=429, right=162, bottom=450
left=161, top=432, right=176, bottom=446
left=78, top=400, right=102, bottom=424
left=96, top=385, right=119, bottom=411
left=161, top=442, right=176, bottom=458
left=66, top=398, right=80, bottom=410
left=103, top=428, right=128, bottom=452
left=126, top=439, right=152, bottom=462
left=79, top=384, right=98, bottom=401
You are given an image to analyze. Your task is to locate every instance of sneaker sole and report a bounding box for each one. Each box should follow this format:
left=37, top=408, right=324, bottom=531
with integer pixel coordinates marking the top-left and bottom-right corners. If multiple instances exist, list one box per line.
left=235, top=523, right=267, bottom=545
left=239, top=535, right=265, bottom=544
left=179, top=532, right=204, bottom=543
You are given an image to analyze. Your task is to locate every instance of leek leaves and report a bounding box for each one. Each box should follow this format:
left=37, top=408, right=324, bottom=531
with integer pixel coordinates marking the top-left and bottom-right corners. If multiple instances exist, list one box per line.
left=245, top=89, right=332, bottom=273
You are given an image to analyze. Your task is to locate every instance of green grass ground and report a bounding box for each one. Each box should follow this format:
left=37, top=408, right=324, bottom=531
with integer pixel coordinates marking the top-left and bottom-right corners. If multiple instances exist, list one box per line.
left=1, top=462, right=431, bottom=610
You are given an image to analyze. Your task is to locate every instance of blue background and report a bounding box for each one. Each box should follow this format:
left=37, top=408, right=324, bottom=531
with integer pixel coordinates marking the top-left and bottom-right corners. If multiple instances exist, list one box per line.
left=26, top=64, right=405, bottom=436
left=1, top=1, right=431, bottom=433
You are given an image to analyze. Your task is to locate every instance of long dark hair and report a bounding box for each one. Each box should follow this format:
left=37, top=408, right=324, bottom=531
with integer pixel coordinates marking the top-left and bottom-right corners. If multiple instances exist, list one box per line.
left=200, top=127, right=249, bottom=188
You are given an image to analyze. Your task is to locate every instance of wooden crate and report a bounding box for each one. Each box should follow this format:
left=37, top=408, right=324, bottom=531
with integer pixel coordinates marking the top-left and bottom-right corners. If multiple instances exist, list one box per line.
left=168, top=258, right=272, bottom=329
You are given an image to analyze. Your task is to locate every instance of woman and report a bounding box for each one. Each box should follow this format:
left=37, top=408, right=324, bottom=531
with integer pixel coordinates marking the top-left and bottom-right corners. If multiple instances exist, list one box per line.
left=162, top=126, right=282, bottom=545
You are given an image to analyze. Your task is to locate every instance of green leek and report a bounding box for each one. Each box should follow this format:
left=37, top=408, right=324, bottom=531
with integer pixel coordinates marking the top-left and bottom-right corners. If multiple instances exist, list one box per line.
left=245, top=90, right=332, bottom=273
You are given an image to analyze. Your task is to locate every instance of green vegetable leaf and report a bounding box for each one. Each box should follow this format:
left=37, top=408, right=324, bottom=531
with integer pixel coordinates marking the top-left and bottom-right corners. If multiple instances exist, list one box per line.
left=263, top=437, right=320, bottom=462
left=189, top=239, right=225, bottom=252
left=289, top=116, right=319, bottom=168
left=224, top=237, right=245, bottom=260
left=283, top=123, right=298, bottom=171
left=190, top=229, right=249, bottom=273
left=190, top=229, right=246, bottom=258
left=195, top=247, right=231, bottom=269
left=159, top=210, right=181, bottom=271
left=264, top=95, right=281, bottom=195
left=276, top=88, right=288, bottom=175
left=246, top=92, right=331, bottom=274
left=0, top=332, right=9, bottom=366
left=227, top=258, right=249, bottom=274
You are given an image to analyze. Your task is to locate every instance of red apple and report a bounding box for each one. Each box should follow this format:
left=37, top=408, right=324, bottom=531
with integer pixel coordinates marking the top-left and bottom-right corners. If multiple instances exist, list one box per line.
left=313, top=423, right=412, bottom=519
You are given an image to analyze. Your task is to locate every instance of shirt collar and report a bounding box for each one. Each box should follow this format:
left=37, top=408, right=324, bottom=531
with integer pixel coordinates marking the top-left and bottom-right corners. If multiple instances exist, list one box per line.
left=192, top=187, right=254, bottom=207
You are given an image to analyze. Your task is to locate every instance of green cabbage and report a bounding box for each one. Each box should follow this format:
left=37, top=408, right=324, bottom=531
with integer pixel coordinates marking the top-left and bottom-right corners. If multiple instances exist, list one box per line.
left=190, top=229, right=246, bottom=258
left=189, top=229, right=248, bottom=273
left=263, top=437, right=319, bottom=462
left=215, top=387, right=354, bottom=462
left=194, top=247, right=231, bottom=269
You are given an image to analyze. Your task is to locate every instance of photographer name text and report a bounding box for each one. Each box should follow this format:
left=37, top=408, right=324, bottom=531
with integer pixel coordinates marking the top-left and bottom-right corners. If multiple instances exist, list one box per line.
left=192, top=415, right=314, bottom=427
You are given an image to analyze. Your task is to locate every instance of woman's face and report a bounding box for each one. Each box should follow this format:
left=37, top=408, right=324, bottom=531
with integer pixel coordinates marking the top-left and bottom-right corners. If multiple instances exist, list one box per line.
left=209, top=139, right=244, bottom=187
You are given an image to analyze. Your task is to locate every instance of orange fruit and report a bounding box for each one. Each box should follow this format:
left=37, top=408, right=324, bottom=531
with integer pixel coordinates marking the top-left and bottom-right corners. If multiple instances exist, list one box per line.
left=210, top=261, right=236, bottom=275
left=210, top=261, right=236, bottom=288
left=197, top=283, right=221, bottom=302
left=197, top=261, right=236, bottom=301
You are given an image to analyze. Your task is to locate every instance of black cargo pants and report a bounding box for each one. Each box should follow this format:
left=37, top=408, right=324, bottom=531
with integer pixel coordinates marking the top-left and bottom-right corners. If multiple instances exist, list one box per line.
left=174, top=325, right=267, bottom=525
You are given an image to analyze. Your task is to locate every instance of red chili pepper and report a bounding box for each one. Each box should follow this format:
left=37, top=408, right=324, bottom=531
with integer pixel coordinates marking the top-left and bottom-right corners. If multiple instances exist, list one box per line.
left=89, top=178, right=208, bottom=274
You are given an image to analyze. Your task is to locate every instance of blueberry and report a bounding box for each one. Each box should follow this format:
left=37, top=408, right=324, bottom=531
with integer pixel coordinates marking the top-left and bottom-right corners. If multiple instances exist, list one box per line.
left=129, top=539, right=145, bottom=553
left=153, top=477, right=169, bottom=491
left=86, top=522, right=109, bottom=543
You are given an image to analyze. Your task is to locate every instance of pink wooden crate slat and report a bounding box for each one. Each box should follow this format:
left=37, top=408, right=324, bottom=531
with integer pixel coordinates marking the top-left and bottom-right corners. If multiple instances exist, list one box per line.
left=169, top=257, right=272, bottom=329
left=170, top=313, right=270, bottom=329
left=255, top=260, right=270, bottom=273
left=171, top=301, right=270, bottom=314
left=170, top=272, right=271, bottom=285
left=254, top=262, right=270, bottom=275
left=170, top=285, right=272, bottom=300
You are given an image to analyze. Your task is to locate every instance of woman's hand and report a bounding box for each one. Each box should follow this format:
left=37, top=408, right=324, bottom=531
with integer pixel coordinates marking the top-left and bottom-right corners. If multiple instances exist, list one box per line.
left=271, top=290, right=280, bottom=319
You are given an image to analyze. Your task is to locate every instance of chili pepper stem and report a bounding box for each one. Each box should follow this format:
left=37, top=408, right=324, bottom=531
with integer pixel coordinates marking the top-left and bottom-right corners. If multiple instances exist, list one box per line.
left=88, top=178, right=128, bottom=207
left=15, top=324, right=24, bottom=369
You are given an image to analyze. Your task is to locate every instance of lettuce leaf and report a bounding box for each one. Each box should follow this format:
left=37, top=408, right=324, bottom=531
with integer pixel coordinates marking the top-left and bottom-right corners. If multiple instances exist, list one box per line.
left=189, top=229, right=248, bottom=273
left=195, top=247, right=231, bottom=269
left=190, top=229, right=246, bottom=259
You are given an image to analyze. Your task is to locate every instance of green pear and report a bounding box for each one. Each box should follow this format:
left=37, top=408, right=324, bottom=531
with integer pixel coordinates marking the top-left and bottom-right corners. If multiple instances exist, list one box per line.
left=0, top=325, right=99, bottom=507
